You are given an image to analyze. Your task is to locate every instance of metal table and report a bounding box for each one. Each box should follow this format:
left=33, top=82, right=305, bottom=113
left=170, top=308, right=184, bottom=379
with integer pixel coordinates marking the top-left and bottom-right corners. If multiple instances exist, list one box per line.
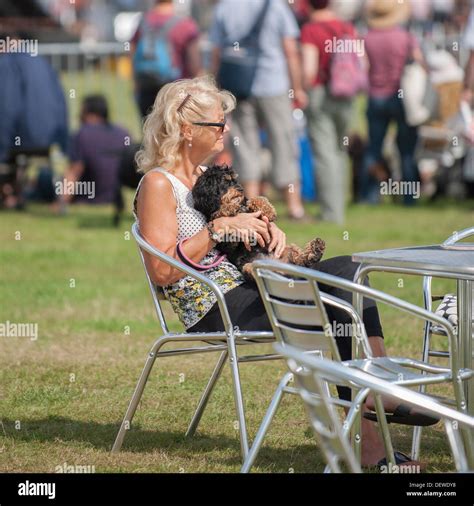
left=352, top=245, right=474, bottom=416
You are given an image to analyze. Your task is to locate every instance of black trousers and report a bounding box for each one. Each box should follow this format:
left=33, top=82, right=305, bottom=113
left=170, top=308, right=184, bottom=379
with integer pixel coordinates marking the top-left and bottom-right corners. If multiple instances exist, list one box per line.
left=189, top=256, right=384, bottom=400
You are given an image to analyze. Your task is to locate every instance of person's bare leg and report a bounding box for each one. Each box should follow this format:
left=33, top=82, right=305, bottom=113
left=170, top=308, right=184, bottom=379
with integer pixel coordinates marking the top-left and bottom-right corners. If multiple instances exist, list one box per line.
left=360, top=336, right=425, bottom=466
left=282, top=181, right=305, bottom=218
left=361, top=416, right=386, bottom=466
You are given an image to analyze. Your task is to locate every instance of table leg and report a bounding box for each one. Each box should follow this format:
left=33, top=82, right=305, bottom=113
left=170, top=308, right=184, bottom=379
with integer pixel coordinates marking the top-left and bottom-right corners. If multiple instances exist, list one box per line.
left=457, top=280, right=473, bottom=415
left=351, top=264, right=370, bottom=465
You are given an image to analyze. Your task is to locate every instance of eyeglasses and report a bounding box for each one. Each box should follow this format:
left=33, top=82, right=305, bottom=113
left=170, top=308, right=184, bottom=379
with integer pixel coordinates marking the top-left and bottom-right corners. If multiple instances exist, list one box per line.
left=192, top=118, right=227, bottom=133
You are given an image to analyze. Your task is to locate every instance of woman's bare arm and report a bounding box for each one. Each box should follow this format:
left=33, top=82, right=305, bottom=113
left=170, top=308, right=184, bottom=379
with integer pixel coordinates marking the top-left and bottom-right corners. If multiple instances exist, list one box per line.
left=137, top=172, right=215, bottom=286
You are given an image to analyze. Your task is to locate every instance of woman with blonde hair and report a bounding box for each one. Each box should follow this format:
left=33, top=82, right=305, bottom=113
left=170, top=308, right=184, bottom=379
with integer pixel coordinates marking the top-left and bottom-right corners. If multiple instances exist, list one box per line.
left=134, top=75, right=428, bottom=468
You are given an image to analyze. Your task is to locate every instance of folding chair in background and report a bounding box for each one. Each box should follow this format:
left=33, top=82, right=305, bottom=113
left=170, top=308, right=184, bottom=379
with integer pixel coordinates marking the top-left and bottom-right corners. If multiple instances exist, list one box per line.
left=278, top=343, right=474, bottom=473
left=240, top=260, right=474, bottom=472
left=111, top=223, right=276, bottom=461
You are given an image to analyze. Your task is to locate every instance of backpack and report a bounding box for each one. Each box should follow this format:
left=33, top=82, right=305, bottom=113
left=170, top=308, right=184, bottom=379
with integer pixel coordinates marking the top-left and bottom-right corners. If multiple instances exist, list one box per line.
left=217, top=0, right=270, bottom=100
left=133, top=15, right=182, bottom=88
left=322, top=24, right=367, bottom=99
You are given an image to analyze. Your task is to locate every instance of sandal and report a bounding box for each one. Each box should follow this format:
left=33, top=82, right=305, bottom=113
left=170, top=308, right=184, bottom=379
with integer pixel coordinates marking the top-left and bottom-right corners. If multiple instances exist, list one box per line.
left=377, top=451, right=426, bottom=472
left=364, top=403, right=440, bottom=426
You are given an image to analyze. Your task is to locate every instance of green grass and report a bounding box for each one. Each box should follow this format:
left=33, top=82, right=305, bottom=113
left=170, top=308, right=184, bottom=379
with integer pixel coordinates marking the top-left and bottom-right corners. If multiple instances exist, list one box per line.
left=0, top=195, right=473, bottom=473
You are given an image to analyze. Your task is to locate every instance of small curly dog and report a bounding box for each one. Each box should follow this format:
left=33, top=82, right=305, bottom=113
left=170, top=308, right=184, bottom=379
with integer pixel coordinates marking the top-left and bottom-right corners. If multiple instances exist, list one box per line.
left=192, top=164, right=325, bottom=280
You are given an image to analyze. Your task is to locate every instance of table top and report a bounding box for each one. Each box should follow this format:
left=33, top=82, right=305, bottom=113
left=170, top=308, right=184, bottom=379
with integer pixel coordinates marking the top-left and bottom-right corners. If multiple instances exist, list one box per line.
left=352, top=245, right=474, bottom=279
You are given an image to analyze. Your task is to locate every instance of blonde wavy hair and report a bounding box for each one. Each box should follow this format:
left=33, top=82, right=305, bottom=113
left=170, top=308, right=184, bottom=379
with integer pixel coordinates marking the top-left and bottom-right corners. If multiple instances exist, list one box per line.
left=136, top=75, right=236, bottom=174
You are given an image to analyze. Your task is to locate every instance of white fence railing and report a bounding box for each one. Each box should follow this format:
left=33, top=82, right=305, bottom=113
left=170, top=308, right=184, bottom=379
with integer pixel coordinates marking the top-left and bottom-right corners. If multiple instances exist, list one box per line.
left=39, top=42, right=141, bottom=138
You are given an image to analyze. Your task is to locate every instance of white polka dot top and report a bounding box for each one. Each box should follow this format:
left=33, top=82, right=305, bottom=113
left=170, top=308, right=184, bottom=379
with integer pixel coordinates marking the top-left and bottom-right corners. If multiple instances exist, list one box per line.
left=133, top=167, right=244, bottom=329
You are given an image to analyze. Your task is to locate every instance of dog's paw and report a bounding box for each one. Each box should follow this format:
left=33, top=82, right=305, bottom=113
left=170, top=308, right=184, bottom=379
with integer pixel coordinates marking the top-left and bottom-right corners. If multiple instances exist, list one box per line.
left=303, top=238, right=325, bottom=265
left=242, top=263, right=256, bottom=282
left=247, top=196, right=277, bottom=222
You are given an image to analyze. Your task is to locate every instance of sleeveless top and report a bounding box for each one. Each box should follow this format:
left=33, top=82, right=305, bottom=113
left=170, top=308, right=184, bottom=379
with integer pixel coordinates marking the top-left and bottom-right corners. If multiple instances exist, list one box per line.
left=133, top=167, right=245, bottom=329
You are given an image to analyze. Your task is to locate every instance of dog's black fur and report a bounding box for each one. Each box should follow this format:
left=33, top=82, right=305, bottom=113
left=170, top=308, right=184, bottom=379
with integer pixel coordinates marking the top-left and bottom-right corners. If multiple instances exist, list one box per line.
left=192, top=164, right=268, bottom=273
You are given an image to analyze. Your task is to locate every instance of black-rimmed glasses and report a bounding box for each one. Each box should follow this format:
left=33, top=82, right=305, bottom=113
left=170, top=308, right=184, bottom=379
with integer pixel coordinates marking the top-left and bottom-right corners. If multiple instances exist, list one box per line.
left=192, top=118, right=227, bottom=133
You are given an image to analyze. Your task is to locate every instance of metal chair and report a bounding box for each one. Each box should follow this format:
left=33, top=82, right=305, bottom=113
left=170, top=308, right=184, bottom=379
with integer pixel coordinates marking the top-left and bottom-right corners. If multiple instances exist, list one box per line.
left=421, top=227, right=474, bottom=361
left=111, top=223, right=276, bottom=461
left=240, top=259, right=474, bottom=472
left=277, top=343, right=474, bottom=473
left=413, top=226, right=474, bottom=459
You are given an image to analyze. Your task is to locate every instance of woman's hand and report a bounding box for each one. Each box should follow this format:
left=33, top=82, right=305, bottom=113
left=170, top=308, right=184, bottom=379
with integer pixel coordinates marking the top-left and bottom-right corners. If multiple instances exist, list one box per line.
left=214, top=211, right=271, bottom=251
left=262, top=217, right=286, bottom=258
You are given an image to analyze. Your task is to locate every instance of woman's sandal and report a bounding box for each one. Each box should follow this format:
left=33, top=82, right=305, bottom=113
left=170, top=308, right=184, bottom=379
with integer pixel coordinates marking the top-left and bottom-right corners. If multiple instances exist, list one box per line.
left=376, top=451, right=426, bottom=472
left=363, top=403, right=440, bottom=426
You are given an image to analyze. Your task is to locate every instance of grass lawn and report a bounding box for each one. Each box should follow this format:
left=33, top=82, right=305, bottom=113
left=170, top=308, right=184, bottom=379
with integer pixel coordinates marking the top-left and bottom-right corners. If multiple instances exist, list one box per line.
left=0, top=195, right=473, bottom=473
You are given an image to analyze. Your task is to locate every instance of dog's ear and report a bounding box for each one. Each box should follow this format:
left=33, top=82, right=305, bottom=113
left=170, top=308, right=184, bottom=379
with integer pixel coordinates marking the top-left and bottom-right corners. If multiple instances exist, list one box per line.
left=192, top=166, right=226, bottom=221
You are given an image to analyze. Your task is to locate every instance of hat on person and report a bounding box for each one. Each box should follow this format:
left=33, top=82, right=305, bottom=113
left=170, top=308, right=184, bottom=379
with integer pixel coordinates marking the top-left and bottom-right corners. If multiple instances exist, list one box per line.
left=367, top=0, right=411, bottom=29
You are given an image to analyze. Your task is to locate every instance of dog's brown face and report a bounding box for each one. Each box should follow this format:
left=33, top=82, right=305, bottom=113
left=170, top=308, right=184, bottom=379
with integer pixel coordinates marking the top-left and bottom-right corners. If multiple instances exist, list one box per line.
left=213, top=187, right=246, bottom=219
left=192, top=164, right=247, bottom=221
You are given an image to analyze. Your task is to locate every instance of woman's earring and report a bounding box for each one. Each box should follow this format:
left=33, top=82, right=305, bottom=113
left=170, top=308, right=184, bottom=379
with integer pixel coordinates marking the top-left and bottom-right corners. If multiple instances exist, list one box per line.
left=188, top=140, right=192, bottom=148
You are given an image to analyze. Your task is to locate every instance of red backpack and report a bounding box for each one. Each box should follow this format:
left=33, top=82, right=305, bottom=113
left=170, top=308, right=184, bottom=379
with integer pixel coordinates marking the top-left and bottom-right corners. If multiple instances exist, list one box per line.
left=320, top=23, right=368, bottom=99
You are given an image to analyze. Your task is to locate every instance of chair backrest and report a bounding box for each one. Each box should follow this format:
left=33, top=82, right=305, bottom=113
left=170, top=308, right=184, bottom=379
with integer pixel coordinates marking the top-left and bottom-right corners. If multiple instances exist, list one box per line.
left=251, top=264, right=343, bottom=359
left=278, top=343, right=474, bottom=473
left=281, top=348, right=362, bottom=473
left=253, top=259, right=459, bottom=373
left=424, top=226, right=474, bottom=312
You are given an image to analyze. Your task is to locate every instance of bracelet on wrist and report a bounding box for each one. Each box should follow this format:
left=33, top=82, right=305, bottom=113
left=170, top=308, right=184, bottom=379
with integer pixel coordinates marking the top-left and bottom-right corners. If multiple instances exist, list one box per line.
left=206, top=220, right=223, bottom=244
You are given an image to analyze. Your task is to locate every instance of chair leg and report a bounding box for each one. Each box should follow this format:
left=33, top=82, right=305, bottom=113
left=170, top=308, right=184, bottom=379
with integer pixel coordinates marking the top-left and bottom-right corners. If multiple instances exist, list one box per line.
left=111, top=337, right=166, bottom=453
left=227, top=337, right=249, bottom=461
left=411, top=323, right=432, bottom=460
left=451, top=375, right=474, bottom=465
left=240, top=372, right=293, bottom=473
left=373, top=393, right=396, bottom=468
left=186, top=350, right=228, bottom=438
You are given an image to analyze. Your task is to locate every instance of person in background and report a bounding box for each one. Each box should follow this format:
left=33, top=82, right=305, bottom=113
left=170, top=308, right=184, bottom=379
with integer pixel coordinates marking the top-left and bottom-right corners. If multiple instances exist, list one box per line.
left=0, top=35, right=68, bottom=164
left=331, top=0, right=365, bottom=23
left=62, top=95, right=130, bottom=205
left=290, top=0, right=311, bottom=27
left=409, top=0, right=433, bottom=36
left=131, top=0, right=201, bottom=118
left=301, top=0, right=358, bottom=224
left=462, top=5, right=474, bottom=198
left=0, top=32, right=68, bottom=208
left=209, top=0, right=308, bottom=221
left=190, top=0, right=219, bottom=33
left=361, top=0, right=423, bottom=205
left=432, top=0, right=456, bottom=28
left=462, top=6, right=474, bottom=106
